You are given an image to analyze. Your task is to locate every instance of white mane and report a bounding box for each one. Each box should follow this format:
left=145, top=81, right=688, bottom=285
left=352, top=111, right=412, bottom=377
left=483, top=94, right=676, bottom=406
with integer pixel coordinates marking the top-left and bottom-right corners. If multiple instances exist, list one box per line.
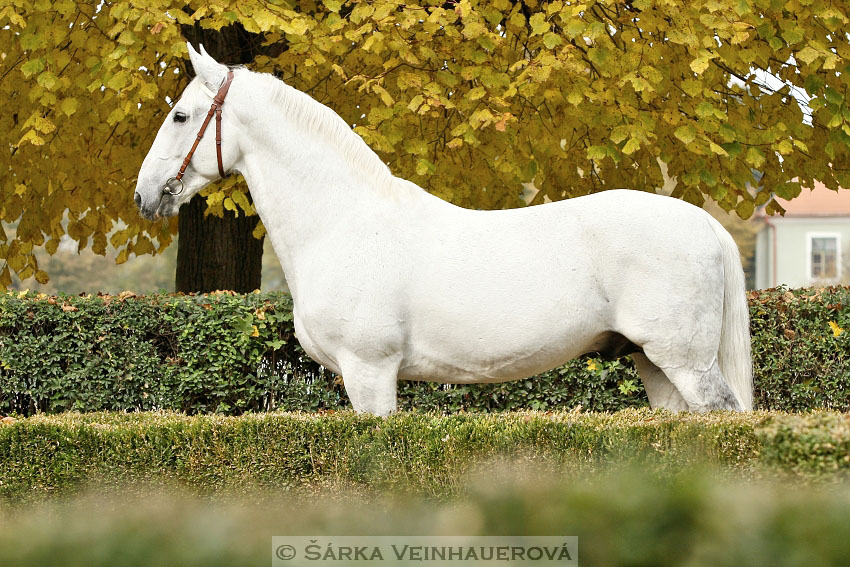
left=246, top=70, right=411, bottom=198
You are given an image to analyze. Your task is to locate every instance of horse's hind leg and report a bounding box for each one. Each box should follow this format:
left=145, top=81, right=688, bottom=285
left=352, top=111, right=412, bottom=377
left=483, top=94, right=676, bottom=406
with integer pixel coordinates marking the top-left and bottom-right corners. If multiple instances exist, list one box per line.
left=632, top=353, right=689, bottom=411
left=663, top=360, right=742, bottom=411
left=640, top=350, right=741, bottom=412
left=616, top=287, right=740, bottom=411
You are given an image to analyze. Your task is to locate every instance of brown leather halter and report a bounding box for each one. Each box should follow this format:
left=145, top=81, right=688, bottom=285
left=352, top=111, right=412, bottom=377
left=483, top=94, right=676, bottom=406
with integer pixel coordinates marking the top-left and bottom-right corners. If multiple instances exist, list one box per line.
left=164, top=70, right=235, bottom=196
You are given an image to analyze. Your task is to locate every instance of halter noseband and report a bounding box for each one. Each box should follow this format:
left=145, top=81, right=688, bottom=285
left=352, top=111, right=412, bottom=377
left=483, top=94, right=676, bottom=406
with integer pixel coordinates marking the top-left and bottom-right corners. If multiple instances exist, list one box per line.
left=164, top=70, right=235, bottom=196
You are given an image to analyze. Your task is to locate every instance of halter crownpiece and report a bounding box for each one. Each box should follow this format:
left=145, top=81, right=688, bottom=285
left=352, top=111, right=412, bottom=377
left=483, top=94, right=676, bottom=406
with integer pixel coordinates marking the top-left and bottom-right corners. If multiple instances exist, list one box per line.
left=164, top=70, right=235, bottom=196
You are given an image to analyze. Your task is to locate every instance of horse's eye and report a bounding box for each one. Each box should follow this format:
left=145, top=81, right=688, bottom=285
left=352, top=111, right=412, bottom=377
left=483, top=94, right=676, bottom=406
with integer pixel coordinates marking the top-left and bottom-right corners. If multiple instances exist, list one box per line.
left=173, top=111, right=188, bottom=123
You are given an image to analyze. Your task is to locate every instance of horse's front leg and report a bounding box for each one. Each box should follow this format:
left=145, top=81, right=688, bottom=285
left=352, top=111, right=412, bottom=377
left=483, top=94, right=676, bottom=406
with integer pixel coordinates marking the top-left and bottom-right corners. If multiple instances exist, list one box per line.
left=338, top=352, right=401, bottom=416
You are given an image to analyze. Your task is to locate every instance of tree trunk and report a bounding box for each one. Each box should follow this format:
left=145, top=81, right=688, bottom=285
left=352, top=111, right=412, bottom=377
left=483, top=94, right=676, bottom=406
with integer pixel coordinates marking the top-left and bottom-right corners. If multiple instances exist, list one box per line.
left=176, top=195, right=264, bottom=293
left=175, top=23, right=280, bottom=293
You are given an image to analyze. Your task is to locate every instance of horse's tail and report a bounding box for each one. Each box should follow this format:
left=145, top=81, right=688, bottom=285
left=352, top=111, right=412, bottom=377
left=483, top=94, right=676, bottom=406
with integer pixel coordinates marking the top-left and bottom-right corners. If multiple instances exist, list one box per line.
left=707, top=216, right=753, bottom=410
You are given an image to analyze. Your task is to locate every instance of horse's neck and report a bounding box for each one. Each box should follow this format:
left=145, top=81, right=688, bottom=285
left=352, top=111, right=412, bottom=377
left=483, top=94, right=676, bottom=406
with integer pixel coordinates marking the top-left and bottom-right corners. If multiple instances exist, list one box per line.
left=232, top=77, right=432, bottom=296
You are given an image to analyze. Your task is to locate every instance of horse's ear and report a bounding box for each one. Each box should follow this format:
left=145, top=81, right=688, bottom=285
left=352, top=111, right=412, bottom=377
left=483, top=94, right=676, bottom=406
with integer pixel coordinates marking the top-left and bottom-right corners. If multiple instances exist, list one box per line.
left=186, top=41, right=226, bottom=88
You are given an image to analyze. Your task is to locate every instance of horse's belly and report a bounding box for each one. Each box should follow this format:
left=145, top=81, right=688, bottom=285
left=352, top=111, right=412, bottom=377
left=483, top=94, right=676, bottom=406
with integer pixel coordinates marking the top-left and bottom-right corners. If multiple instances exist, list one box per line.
left=398, top=325, right=604, bottom=384
left=397, top=263, right=611, bottom=383
left=398, top=349, right=581, bottom=384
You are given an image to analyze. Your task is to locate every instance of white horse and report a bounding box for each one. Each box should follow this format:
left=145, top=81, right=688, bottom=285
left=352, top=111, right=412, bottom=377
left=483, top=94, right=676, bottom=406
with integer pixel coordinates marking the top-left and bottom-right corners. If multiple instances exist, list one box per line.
left=134, top=44, right=753, bottom=416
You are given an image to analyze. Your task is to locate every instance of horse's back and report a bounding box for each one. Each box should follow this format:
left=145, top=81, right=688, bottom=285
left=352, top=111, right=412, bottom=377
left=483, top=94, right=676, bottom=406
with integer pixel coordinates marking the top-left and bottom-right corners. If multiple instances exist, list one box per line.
left=410, top=189, right=724, bottom=309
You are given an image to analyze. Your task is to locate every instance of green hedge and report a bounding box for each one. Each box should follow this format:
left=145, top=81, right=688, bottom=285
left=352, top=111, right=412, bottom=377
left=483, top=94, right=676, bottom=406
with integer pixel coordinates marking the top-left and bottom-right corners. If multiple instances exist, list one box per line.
left=3, top=456, right=850, bottom=567
left=6, top=408, right=850, bottom=566
left=750, top=287, right=850, bottom=410
left=1, top=287, right=849, bottom=415
left=1, top=409, right=849, bottom=502
left=3, top=410, right=850, bottom=566
left=0, top=290, right=640, bottom=415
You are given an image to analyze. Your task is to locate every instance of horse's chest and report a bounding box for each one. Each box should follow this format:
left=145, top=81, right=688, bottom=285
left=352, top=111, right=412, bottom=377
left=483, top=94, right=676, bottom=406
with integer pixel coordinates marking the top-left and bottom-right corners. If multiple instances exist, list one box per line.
left=292, top=309, right=342, bottom=374
left=291, top=293, right=405, bottom=374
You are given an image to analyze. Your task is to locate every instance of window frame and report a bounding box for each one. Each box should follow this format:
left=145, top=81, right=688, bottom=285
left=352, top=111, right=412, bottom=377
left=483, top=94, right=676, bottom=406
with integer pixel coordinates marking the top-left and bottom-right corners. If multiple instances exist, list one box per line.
left=807, top=232, right=842, bottom=282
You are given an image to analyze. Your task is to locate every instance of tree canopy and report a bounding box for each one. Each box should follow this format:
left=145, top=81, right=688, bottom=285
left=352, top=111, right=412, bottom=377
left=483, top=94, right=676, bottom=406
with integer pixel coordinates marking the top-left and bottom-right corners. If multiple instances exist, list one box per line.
left=2, top=0, right=849, bottom=286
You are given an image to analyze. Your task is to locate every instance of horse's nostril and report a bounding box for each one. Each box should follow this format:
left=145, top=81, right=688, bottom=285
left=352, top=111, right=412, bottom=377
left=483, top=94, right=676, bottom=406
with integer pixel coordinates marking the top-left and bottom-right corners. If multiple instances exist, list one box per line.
left=134, top=192, right=142, bottom=208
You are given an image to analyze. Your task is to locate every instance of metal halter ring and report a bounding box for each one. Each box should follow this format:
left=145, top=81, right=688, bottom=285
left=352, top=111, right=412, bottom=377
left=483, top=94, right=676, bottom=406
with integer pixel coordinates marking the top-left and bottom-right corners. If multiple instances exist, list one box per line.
left=163, top=177, right=184, bottom=196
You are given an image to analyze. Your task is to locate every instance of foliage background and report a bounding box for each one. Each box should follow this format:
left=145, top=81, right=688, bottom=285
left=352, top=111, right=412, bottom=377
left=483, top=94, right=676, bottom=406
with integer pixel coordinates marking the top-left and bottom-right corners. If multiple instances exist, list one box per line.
left=2, top=286, right=849, bottom=416
left=2, top=0, right=849, bottom=287
left=3, top=230, right=291, bottom=295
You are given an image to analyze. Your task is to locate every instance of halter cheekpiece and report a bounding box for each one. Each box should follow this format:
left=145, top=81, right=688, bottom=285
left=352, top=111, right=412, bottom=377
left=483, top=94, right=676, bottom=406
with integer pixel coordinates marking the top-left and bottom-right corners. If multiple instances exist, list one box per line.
left=164, top=70, right=235, bottom=196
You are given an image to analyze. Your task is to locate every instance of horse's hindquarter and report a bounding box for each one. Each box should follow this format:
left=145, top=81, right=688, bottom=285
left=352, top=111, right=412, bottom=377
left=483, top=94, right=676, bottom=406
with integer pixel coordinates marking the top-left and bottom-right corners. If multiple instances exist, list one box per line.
left=580, top=191, right=727, bottom=355
left=399, top=190, right=727, bottom=383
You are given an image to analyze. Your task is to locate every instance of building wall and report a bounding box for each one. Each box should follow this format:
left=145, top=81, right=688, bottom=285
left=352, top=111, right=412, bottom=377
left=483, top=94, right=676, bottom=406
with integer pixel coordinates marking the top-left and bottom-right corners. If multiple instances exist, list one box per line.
left=755, top=228, right=771, bottom=289
left=755, top=217, right=850, bottom=289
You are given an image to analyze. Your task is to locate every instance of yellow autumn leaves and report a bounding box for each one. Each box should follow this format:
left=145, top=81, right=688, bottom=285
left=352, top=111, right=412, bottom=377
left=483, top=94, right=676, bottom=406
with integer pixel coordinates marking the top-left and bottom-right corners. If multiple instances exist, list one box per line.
left=2, top=0, right=850, bottom=286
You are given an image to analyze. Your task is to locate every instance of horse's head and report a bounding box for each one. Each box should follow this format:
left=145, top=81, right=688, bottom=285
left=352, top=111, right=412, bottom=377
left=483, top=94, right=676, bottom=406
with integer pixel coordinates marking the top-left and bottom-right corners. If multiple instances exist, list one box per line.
left=134, top=43, right=240, bottom=220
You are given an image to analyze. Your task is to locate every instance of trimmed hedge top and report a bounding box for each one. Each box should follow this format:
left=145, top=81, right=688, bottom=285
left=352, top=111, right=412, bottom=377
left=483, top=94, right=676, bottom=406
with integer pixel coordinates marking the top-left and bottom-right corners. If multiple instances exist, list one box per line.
left=1, top=286, right=849, bottom=415
left=1, top=409, right=849, bottom=502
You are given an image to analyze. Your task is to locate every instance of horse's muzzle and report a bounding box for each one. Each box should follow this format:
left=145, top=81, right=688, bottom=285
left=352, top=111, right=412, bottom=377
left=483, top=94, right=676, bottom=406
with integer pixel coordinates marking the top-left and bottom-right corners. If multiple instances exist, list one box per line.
left=134, top=191, right=162, bottom=221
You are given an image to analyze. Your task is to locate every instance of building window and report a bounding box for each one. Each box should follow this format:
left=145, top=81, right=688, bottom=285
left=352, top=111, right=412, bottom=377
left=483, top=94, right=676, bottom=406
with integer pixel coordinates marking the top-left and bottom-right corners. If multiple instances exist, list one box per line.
left=811, top=235, right=839, bottom=279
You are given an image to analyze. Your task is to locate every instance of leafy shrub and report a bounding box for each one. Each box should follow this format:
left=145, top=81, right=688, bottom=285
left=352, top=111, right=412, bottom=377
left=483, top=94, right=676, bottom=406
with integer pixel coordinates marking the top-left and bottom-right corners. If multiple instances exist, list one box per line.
left=749, top=287, right=850, bottom=411
left=0, top=291, right=640, bottom=415
left=1, top=286, right=849, bottom=415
